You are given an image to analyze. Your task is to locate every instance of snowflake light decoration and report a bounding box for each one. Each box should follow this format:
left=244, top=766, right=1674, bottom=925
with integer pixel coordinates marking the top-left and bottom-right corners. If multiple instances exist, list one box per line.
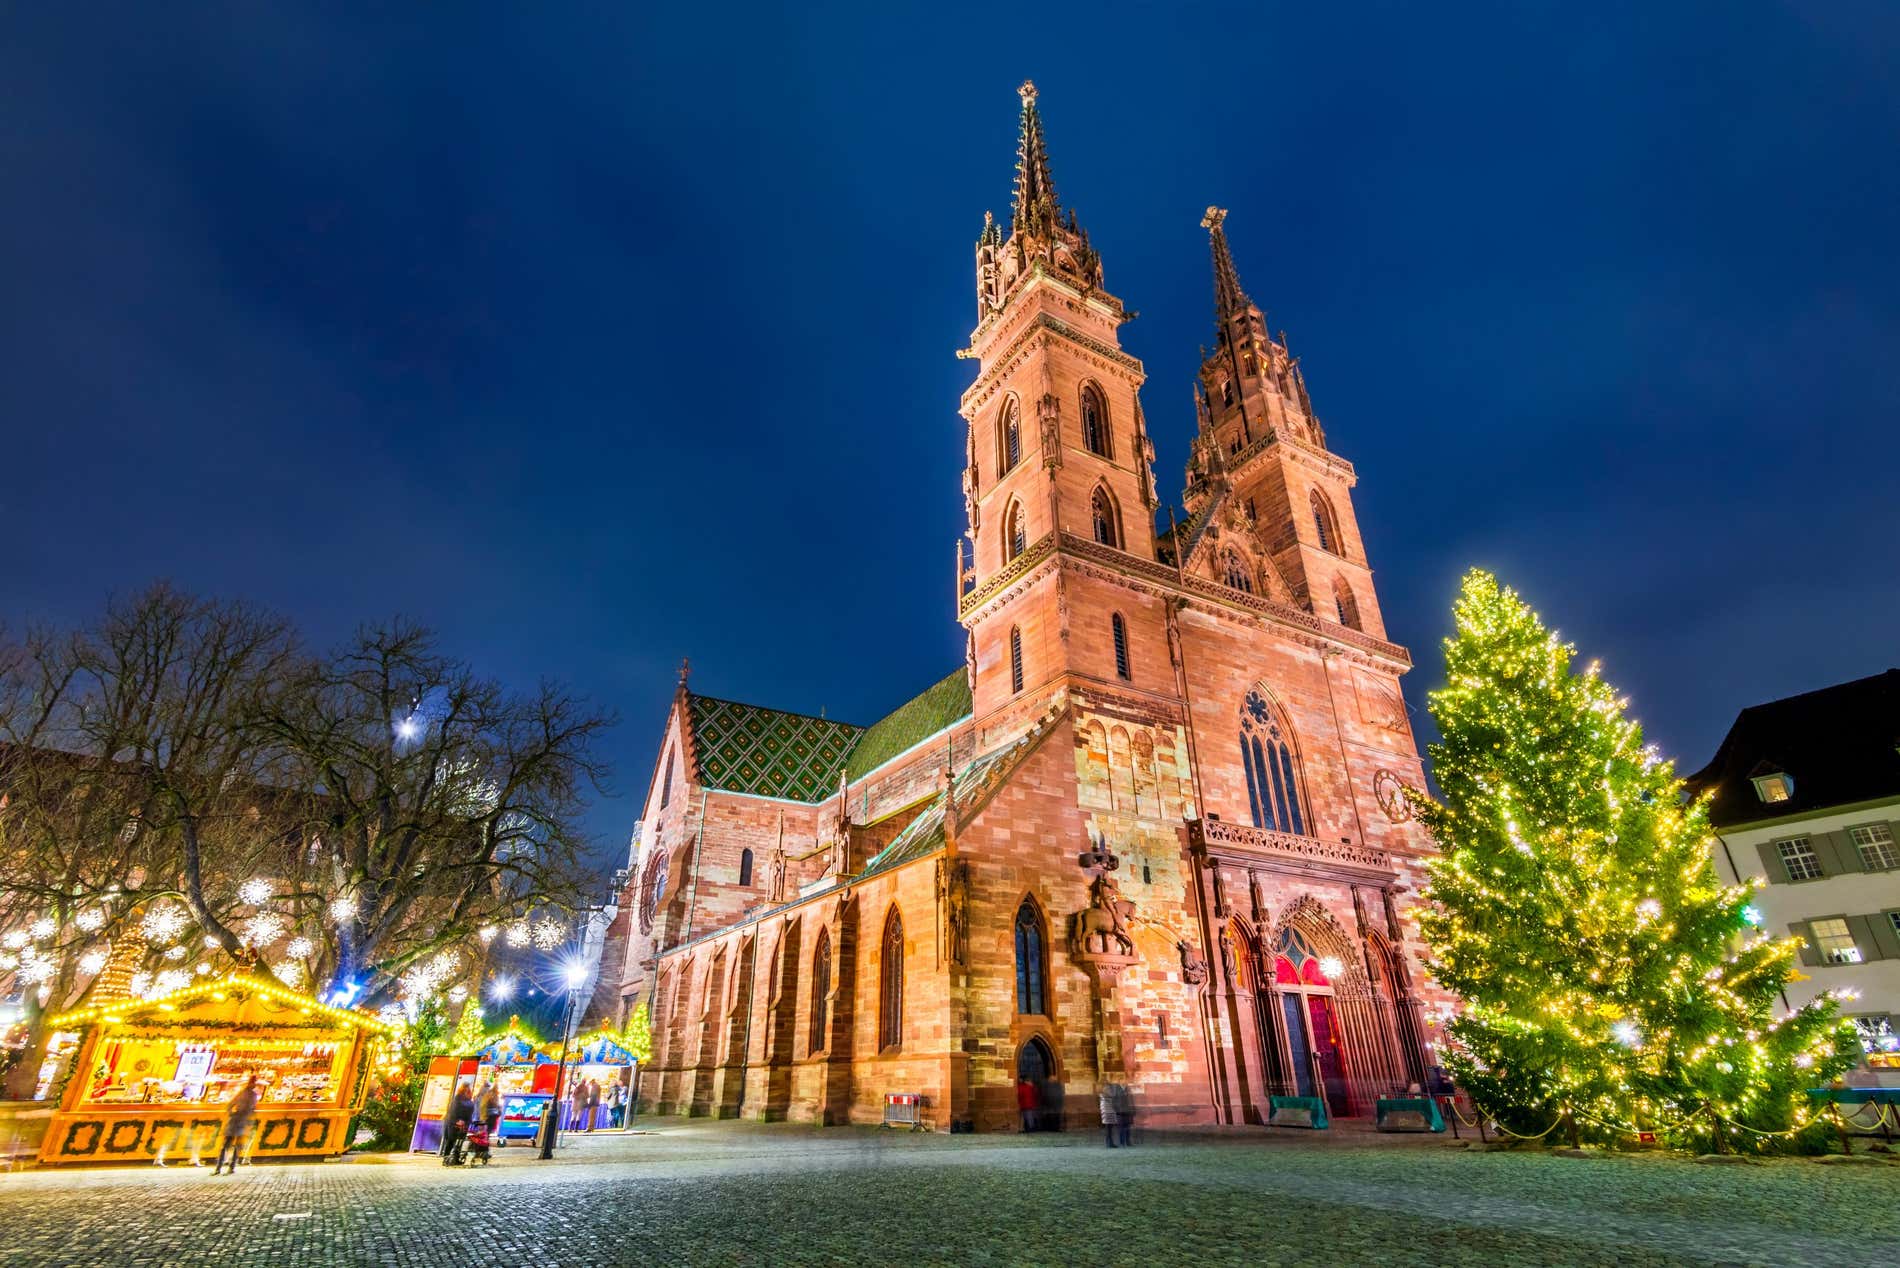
left=478, top=924, right=499, bottom=944
left=0, top=953, right=17, bottom=970
left=74, top=908, right=106, bottom=932
left=128, top=971, right=152, bottom=997
left=152, top=969, right=189, bottom=995
left=271, top=961, right=304, bottom=986
left=2, top=931, right=27, bottom=951
left=17, top=954, right=56, bottom=985
left=237, top=878, right=273, bottom=906
left=532, top=918, right=565, bottom=950
left=285, top=936, right=314, bottom=959
left=196, top=962, right=212, bottom=975
left=30, top=916, right=57, bottom=939
left=140, top=905, right=187, bottom=944
left=329, top=896, right=357, bottom=922
left=447, top=984, right=469, bottom=1004
left=164, top=945, right=187, bottom=961
left=78, top=949, right=109, bottom=975
left=246, top=912, right=288, bottom=946
left=505, top=921, right=531, bottom=948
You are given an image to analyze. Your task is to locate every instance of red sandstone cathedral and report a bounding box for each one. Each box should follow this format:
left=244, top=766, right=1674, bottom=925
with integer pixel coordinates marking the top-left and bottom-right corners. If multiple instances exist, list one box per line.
left=598, top=83, right=1449, bottom=1131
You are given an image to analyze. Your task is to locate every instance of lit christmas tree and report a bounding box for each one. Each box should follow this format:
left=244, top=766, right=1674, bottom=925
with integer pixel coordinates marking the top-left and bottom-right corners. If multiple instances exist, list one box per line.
left=1415, top=570, right=1855, bottom=1149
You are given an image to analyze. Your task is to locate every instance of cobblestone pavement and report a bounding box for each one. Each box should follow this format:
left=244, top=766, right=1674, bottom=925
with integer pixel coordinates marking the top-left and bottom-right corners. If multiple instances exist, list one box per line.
left=3, top=1118, right=1898, bottom=1266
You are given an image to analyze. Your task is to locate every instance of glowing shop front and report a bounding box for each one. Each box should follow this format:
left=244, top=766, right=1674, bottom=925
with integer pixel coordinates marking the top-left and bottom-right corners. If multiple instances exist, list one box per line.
left=38, top=974, right=392, bottom=1166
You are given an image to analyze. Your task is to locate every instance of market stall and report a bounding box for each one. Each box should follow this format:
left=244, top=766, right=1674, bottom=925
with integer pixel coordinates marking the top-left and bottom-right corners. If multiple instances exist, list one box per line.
left=37, top=974, right=392, bottom=1166
left=556, top=1027, right=638, bottom=1130
left=462, top=1022, right=559, bottom=1144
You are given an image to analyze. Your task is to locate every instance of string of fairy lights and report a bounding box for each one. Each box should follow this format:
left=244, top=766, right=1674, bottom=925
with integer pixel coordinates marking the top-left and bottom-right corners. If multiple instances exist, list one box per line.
left=1411, top=570, right=1858, bottom=1146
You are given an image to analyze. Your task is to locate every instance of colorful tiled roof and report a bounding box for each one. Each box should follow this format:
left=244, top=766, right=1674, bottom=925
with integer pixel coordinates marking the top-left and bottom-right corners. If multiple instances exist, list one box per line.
left=687, top=695, right=864, bottom=802
left=843, top=669, right=972, bottom=783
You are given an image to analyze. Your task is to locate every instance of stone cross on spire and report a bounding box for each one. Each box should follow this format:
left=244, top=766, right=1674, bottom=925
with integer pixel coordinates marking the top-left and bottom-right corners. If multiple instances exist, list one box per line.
left=1013, top=80, right=1059, bottom=237
left=1201, top=207, right=1251, bottom=320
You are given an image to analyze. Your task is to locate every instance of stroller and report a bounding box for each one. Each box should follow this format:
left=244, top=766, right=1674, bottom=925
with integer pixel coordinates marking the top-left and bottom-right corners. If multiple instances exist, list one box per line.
left=463, top=1119, right=494, bottom=1166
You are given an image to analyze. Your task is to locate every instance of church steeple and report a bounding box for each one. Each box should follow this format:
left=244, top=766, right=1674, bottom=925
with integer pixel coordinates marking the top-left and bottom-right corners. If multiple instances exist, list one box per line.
left=1202, top=207, right=1249, bottom=321
left=1013, top=81, right=1060, bottom=238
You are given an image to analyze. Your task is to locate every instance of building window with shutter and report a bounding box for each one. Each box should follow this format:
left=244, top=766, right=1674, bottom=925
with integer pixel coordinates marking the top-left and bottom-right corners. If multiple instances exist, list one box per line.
left=1776, top=837, right=1824, bottom=882
left=1752, top=771, right=1794, bottom=803
left=1112, top=613, right=1130, bottom=681
left=1809, top=917, right=1863, bottom=964
left=1850, top=824, right=1900, bottom=870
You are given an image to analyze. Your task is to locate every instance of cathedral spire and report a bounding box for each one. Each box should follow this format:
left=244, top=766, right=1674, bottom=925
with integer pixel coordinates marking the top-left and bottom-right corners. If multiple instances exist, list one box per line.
left=1201, top=207, right=1250, bottom=320
left=1013, top=81, right=1059, bottom=237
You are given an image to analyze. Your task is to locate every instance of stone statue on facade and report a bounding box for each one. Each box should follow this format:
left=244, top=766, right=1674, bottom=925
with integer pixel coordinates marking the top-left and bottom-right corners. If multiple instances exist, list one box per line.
left=1177, top=939, right=1209, bottom=988
left=1071, top=871, right=1136, bottom=958
left=767, top=842, right=787, bottom=903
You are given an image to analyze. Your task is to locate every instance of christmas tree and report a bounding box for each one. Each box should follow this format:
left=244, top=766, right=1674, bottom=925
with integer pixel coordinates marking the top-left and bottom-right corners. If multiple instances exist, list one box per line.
left=1415, top=570, right=1854, bottom=1148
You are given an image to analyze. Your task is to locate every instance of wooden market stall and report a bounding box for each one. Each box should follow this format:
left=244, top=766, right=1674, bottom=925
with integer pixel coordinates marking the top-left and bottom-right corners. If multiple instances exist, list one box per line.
left=37, top=974, right=393, bottom=1166
left=557, top=1026, right=639, bottom=1130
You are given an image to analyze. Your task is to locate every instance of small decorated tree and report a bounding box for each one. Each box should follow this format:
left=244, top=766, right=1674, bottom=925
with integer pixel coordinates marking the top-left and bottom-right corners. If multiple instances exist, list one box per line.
left=1414, top=570, right=1854, bottom=1149
left=623, top=1002, right=653, bottom=1065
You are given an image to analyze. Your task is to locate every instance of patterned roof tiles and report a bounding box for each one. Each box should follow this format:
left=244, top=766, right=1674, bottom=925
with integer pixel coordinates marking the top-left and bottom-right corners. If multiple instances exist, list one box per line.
left=686, top=695, right=863, bottom=802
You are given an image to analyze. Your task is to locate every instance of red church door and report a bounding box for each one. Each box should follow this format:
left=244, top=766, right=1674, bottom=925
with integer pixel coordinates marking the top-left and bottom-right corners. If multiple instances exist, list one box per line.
left=1304, top=994, right=1351, bottom=1116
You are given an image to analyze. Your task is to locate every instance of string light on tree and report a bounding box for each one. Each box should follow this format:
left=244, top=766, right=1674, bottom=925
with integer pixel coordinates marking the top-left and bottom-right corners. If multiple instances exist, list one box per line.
left=1410, top=570, right=1856, bottom=1150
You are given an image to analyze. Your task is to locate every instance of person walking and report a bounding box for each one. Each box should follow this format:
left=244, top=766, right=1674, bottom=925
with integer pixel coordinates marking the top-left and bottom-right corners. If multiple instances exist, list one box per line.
left=211, top=1074, right=259, bottom=1176
left=1112, top=1082, right=1134, bottom=1148
left=607, top=1080, right=626, bottom=1129
left=1015, top=1076, right=1039, bottom=1133
left=585, top=1078, right=602, bottom=1132
left=474, top=1079, right=501, bottom=1139
left=1098, top=1081, right=1122, bottom=1149
left=441, top=1082, right=474, bottom=1166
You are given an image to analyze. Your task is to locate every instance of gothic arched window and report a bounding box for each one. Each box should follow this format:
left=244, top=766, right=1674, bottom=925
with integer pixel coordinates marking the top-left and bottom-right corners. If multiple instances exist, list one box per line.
left=1112, top=613, right=1130, bottom=681
left=1091, top=486, right=1119, bottom=548
left=1005, top=500, right=1026, bottom=561
left=1014, top=898, right=1046, bottom=1015
left=1311, top=489, right=1339, bottom=555
left=809, top=927, right=831, bottom=1055
left=638, top=850, right=669, bottom=936
left=1009, top=626, right=1024, bottom=695
left=1240, top=688, right=1306, bottom=836
left=1081, top=384, right=1111, bottom=458
left=1333, top=578, right=1362, bottom=631
left=1000, top=400, right=1021, bottom=475
left=879, top=908, right=904, bottom=1050
left=1222, top=551, right=1254, bottom=595
left=738, top=847, right=754, bottom=888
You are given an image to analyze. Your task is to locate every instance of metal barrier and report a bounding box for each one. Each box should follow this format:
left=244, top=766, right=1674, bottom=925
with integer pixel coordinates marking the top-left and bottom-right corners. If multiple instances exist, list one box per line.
left=883, top=1092, right=927, bottom=1130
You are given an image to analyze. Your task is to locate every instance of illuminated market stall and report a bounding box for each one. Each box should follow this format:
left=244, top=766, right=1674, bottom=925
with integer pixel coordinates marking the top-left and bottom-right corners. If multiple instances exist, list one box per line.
left=412, top=1020, right=560, bottom=1149
left=557, top=1026, right=639, bottom=1130
left=38, top=974, right=392, bottom=1166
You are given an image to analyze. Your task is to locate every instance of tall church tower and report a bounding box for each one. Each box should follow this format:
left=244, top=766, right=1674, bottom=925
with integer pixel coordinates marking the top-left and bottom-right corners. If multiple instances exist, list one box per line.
left=1181, top=210, right=1386, bottom=640
left=958, top=82, right=1161, bottom=726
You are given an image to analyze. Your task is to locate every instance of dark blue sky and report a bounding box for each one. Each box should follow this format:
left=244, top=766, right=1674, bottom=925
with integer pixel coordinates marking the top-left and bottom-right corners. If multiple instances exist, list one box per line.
left=5, top=4, right=1897, bottom=874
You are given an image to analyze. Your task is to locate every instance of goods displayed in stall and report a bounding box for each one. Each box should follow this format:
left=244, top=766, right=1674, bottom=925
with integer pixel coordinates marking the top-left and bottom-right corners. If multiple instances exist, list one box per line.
left=36, top=974, right=392, bottom=1166
left=419, top=1020, right=560, bottom=1146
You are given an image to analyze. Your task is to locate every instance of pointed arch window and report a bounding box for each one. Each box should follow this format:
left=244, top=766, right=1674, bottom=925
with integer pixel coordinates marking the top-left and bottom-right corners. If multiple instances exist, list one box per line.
left=1311, top=489, right=1339, bottom=555
left=1221, top=551, right=1254, bottom=595
left=1240, top=688, right=1306, bottom=836
left=1091, top=486, right=1119, bottom=548
left=879, top=908, right=904, bottom=1050
left=1014, top=898, right=1047, bottom=1015
left=1005, top=500, right=1026, bottom=561
left=1000, top=400, right=1022, bottom=475
left=1009, top=626, right=1024, bottom=695
left=738, top=847, right=754, bottom=888
left=1112, top=613, right=1130, bottom=681
left=1333, top=577, right=1361, bottom=631
left=809, top=927, right=831, bottom=1055
left=1081, top=384, right=1111, bottom=458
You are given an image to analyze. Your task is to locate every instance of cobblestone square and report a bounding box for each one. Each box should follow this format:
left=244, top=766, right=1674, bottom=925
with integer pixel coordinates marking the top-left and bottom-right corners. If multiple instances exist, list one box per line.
left=2, top=1118, right=1897, bottom=1266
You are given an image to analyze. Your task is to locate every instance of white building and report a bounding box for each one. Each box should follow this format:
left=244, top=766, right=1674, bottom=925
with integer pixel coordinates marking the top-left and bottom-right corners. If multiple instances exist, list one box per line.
left=1690, top=668, right=1900, bottom=1084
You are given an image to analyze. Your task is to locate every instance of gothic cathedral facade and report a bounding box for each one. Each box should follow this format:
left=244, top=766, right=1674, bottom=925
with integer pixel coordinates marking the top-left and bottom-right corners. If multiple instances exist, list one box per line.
left=603, top=84, right=1447, bottom=1131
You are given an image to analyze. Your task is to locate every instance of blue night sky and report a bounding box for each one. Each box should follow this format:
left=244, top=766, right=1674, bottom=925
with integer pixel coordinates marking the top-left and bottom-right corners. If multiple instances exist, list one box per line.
left=4, top=4, right=1897, bottom=875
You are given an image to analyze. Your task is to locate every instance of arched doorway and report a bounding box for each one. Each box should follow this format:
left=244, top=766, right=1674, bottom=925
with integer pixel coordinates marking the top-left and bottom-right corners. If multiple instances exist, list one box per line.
left=1274, top=925, right=1352, bottom=1115
left=1017, top=1036, right=1061, bottom=1131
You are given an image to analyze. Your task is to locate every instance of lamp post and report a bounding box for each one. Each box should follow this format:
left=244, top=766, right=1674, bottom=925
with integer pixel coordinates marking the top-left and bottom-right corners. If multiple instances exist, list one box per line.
left=538, top=960, right=589, bottom=1160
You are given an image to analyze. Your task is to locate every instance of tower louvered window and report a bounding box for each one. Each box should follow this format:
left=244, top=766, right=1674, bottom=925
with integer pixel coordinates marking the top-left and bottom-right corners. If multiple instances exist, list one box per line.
left=1240, top=688, right=1306, bottom=836
left=1112, top=613, right=1130, bottom=680
left=1091, top=487, right=1118, bottom=548
left=1010, top=626, right=1024, bottom=694
left=1002, top=401, right=1021, bottom=473
left=1311, top=489, right=1339, bottom=554
left=1006, top=501, right=1026, bottom=561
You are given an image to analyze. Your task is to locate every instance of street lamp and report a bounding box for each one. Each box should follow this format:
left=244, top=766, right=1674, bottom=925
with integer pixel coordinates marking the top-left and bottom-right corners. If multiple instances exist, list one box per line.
left=538, top=958, right=590, bottom=1160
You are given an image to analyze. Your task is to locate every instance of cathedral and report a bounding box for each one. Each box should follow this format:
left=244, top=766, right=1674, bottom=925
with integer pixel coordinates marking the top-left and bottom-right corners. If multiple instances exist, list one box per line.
left=601, top=83, right=1448, bottom=1131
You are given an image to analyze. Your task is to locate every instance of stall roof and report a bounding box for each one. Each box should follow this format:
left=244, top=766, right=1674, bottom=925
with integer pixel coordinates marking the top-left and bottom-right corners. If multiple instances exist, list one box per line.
left=48, top=973, right=397, bottom=1035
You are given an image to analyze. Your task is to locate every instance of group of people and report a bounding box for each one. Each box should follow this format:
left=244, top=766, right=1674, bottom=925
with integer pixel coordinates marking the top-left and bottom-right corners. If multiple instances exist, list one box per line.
left=1014, top=1076, right=1137, bottom=1146
left=564, top=1076, right=627, bottom=1130
left=440, top=1079, right=501, bottom=1166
